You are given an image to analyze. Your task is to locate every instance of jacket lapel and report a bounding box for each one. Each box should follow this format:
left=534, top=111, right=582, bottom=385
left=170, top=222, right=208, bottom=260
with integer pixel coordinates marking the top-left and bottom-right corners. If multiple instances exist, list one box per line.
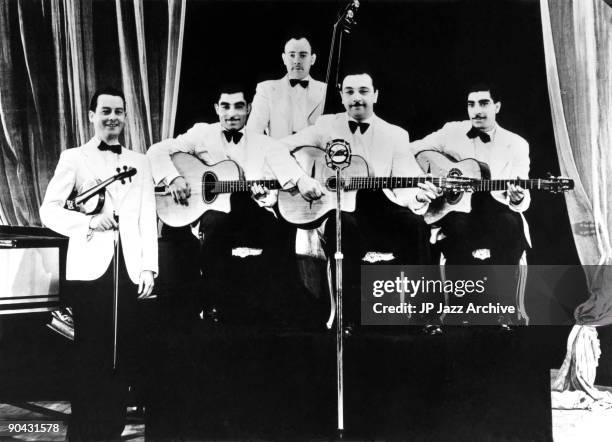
left=332, top=113, right=354, bottom=142
left=82, top=137, right=114, bottom=182
left=369, top=116, right=393, bottom=176
left=305, top=80, right=325, bottom=120
left=489, top=124, right=513, bottom=175
left=272, top=77, right=292, bottom=135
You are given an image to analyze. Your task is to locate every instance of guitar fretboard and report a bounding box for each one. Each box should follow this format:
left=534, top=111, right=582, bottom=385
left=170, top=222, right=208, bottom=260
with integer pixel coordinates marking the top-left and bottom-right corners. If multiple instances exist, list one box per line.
left=470, top=179, right=550, bottom=191
left=338, top=177, right=462, bottom=190
left=206, top=180, right=282, bottom=194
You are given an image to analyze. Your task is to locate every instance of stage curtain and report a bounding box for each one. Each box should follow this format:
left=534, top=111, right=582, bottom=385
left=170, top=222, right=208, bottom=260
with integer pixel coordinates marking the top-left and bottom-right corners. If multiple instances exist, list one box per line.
left=0, top=0, right=94, bottom=226
left=540, top=0, right=612, bottom=409
left=0, top=0, right=186, bottom=225
left=114, top=0, right=185, bottom=153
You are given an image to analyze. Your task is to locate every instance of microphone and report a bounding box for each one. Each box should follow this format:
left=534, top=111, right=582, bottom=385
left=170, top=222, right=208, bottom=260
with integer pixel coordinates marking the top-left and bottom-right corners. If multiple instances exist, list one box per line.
left=343, top=0, right=360, bottom=33
left=325, top=139, right=352, bottom=170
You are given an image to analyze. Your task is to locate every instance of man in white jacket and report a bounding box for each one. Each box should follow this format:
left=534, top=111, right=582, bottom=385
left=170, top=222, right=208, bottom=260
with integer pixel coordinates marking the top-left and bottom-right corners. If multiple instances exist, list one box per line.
left=147, top=84, right=323, bottom=325
left=40, top=87, right=157, bottom=441
left=247, top=35, right=327, bottom=138
left=283, top=73, right=438, bottom=322
left=410, top=82, right=530, bottom=265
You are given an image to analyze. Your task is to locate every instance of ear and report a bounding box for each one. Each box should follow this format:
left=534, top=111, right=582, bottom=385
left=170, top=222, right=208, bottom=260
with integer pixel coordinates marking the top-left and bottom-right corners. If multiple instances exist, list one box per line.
left=373, top=89, right=379, bottom=104
left=311, top=53, right=317, bottom=65
left=281, top=52, right=288, bottom=65
left=246, top=103, right=252, bottom=115
left=88, top=110, right=95, bottom=123
left=495, top=101, right=501, bottom=114
left=214, top=103, right=220, bottom=116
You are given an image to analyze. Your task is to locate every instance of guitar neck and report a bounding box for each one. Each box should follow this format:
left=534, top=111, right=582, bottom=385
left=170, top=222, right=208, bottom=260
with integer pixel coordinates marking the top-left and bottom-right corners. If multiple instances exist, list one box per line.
left=342, top=177, right=451, bottom=190
left=471, top=179, right=543, bottom=191
left=210, top=180, right=282, bottom=193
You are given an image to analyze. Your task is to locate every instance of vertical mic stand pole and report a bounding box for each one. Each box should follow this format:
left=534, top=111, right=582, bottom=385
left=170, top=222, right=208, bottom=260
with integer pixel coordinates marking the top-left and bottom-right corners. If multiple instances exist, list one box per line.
left=326, top=139, right=352, bottom=439
left=112, top=213, right=120, bottom=371
left=335, top=165, right=344, bottom=438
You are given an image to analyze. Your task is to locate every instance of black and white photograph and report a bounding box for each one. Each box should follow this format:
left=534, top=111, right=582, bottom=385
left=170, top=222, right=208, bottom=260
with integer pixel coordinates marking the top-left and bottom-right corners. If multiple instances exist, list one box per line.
left=1, top=0, right=611, bottom=440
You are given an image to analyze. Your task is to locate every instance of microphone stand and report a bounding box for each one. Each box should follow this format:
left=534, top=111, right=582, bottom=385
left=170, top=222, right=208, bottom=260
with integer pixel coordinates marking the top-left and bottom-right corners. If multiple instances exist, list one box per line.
left=322, top=0, right=360, bottom=114
left=325, top=139, right=352, bottom=439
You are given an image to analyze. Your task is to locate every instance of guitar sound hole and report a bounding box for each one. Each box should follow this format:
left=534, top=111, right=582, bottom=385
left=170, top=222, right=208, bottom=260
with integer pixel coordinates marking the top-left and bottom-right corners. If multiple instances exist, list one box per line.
left=446, top=169, right=464, bottom=204
left=203, top=172, right=217, bottom=203
left=327, top=177, right=337, bottom=191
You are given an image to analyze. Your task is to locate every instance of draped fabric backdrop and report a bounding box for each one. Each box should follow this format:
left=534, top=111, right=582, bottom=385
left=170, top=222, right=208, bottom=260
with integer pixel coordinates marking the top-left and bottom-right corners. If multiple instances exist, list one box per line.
left=0, top=0, right=185, bottom=226
left=540, top=0, right=612, bottom=409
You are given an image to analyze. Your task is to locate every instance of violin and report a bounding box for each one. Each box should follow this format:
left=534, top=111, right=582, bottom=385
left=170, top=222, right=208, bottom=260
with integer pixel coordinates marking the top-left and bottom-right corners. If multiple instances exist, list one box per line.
left=65, top=166, right=137, bottom=215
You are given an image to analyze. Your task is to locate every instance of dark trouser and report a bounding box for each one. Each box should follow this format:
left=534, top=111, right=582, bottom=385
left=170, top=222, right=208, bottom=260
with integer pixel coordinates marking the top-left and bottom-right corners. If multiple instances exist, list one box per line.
left=322, top=191, right=432, bottom=323
left=437, top=193, right=527, bottom=265
left=437, top=194, right=528, bottom=324
left=199, top=193, right=298, bottom=324
left=65, top=243, right=139, bottom=442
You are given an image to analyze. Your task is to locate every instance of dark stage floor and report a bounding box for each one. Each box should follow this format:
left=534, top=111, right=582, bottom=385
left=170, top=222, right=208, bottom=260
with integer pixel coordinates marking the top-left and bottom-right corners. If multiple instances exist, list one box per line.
left=0, top=311, right=573, bottom=441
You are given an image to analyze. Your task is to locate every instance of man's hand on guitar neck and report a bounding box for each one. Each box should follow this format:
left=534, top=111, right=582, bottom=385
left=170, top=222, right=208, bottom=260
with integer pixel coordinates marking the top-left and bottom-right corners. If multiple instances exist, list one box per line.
left=169, top=176, right=191, bottom=205
left=415, top=180, right=443, bottom=205
left=507, top=182, right=525, bottom=205
left=297, top=175, right=324, bottom=202
left=251, top=184, right=277, bottom=207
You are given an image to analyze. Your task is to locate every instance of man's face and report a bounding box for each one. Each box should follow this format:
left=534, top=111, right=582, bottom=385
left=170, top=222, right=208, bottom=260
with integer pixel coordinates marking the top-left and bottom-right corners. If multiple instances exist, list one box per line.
left=88, top=94, right=125, bottom=141
left=214, top=92, right=250, bottom=131
left=281, top=38, right=316, bottom=80
left=340, top=74, right=378, bottom=121
left=467, top=91, right=500, bottom=131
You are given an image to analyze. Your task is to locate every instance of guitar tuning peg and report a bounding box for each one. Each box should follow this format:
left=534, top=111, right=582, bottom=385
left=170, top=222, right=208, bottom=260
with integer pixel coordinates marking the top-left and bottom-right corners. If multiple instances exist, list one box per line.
left=116, top=167, right=121, bottom=173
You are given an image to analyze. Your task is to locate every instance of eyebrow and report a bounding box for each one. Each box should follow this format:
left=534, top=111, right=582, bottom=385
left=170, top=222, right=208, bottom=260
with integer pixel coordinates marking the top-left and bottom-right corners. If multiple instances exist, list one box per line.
left=343, top=86, right=370, bottom=91
left=219, top=101, right=246, bottom=106
left=467, top=99, right=492, bottom=104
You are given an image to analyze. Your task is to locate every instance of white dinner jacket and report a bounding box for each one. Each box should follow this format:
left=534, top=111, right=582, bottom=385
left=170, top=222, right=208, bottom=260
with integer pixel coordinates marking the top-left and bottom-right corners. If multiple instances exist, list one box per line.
left=282, top=112, right=426, bottom=214
left=248, top=76, right=327, bottom=138
left=410, top=120, right=532, bottom=244
left=40, top=137, right=158, bottom=283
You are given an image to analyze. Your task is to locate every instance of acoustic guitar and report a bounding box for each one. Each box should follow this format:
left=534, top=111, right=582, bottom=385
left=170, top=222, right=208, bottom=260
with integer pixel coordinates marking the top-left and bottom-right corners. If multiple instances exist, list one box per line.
left=155, top=152, right=282, bottom=227
left=276, top=146, right=472, bottom=228
left=415, top=150, right=575, bottom=224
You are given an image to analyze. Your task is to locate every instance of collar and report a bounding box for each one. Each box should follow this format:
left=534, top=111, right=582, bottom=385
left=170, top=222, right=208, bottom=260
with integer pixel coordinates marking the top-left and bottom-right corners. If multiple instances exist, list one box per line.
left=286, top=75, right=312, bottom=84
left=90, top=135, right=123, bottom=152
left=221, top=126, right=245, bottom=134
left=483, top=123, right=497, bottom=135
left=348, top=114, right=375, bottom=126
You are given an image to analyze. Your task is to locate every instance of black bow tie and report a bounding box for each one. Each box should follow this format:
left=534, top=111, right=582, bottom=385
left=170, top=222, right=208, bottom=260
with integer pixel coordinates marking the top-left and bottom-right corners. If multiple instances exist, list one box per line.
left=348, top=120, right=370, bottom=134
left=289, top=79, right=309, bottom=88
left=466, top=127, right=491, bottom=143
left=98, top=141, right=122, bottom=154
left=223, top=129, right=243, bottom=144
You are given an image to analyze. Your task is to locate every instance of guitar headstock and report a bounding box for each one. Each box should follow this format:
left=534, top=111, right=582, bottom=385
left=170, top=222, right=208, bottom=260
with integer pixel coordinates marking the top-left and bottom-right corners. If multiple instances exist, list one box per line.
left=542, top=174, right=574, bottom=193
left=116, top=166, right=137, bottom=184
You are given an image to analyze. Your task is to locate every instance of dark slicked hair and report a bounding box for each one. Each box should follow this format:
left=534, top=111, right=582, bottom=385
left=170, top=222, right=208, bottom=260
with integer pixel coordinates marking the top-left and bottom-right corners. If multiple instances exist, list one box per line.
left=283, top=35, right=314, bottom=53
left=89, top=87, right=126, bottom=112
left=340, top=71, right=377, bottom=91
left=216, top=82, right=253, bottom=103
left=467, top=82, right=500, bottom=102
